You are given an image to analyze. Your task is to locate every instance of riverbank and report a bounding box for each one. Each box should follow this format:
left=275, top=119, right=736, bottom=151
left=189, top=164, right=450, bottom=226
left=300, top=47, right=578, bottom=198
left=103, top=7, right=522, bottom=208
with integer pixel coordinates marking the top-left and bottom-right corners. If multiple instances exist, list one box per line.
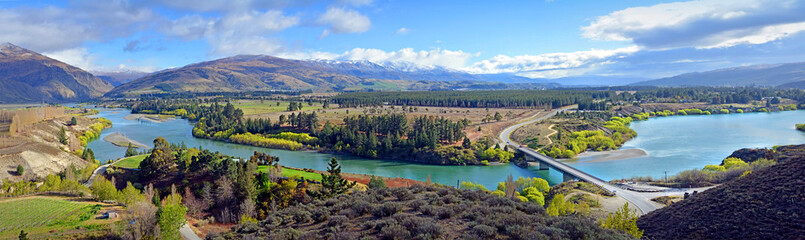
left=102, top=132, right=149, bottom=149
left=574, top=148, right=648, bottom=162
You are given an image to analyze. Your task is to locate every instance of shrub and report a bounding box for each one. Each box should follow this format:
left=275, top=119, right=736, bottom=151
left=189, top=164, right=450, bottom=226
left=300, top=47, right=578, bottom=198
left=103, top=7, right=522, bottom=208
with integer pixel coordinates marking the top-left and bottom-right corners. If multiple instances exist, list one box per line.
left=436, top=206, right=455, bottom=219
left=312, top=208, right=330, bottom=223
left=368, top=176, right=387, bottom=189
left=327, top=215, right=348, bottom=227
left=472, top=224, right=497, bottom=238
left=16, top=165, right=24, bottom=175
left=381, top=224, right=411, bottom=240
left=292, top=208, right=312, bottom=223
left=373, top=202, right=402, bottom=218
left=391, top=187, right=414, bottom=201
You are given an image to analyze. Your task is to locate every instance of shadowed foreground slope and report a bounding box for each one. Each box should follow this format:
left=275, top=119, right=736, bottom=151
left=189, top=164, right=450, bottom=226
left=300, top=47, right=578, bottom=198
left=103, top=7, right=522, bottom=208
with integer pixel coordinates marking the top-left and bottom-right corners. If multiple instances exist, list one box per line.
left=637, top=145, right=805, bottom=240
left=220, top=185, right=632, bottom=239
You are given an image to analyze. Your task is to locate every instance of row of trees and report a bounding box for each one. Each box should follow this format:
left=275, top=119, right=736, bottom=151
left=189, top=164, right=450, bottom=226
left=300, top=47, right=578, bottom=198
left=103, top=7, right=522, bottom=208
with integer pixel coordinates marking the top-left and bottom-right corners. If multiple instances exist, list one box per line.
left=332, top=90, right=612, bottom=108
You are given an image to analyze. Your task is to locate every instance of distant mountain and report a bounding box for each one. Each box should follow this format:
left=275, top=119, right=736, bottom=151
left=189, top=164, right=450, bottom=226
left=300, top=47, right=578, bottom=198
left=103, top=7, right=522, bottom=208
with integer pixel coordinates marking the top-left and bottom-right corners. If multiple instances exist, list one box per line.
left=538, top=76, right=648, bottom=86
left=94, top=70, right=150, bottom=86
left=631, top=62, right=805, bottom=88
left=106, top=55, right=556, bottom=96
left=0, top=43, right=114, bottom=103
left=637, top=144, right=805, bottom=239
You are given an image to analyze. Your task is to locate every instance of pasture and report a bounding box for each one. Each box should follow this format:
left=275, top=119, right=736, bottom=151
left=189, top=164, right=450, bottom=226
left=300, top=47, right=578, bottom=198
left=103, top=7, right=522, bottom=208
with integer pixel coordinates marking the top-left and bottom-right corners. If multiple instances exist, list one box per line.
left=113, top=154, right=147, bottom=169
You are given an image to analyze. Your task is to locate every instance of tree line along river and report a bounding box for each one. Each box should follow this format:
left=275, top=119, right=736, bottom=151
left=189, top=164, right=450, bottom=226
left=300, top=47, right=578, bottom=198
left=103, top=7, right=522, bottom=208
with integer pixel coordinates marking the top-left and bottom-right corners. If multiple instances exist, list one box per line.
left=87, top=107, right=805, bottom=188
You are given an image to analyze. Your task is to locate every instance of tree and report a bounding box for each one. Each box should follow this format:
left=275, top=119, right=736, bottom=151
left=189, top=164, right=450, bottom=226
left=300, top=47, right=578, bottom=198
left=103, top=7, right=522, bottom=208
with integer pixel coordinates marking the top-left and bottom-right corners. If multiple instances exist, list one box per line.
left=82, top=147, right=95, bottom=162
left=58, top=127, right=68, bottom=145
left=600, top=203, right=643, bottom=238
left=319, top=157, right=356, bottom=198
left=494, top=111, right=503, bottom=121
left=18, top=230, right=27, bottom=240
left=117, top=182, right=145, bottom=206
left=158, top=185, right=187, bottom=240
left=16, top=165, right=24, bottom=175
left=140, top=137, right=176, bottom=179
left=367, top=176, right=387, bottom=189
left=125, top=143, right=138, bottom=157
left=70, top=116, right=77, bottom=126
left=770, top=97, right=780, bottom=104
left=90, top=176, right=118, bottom=201
left=462, top=137, right=471, bottom=148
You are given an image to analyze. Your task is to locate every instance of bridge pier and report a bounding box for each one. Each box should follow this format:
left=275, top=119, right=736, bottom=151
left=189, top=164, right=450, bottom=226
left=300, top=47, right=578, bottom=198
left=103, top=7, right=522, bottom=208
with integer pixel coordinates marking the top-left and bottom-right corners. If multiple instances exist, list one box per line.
left=538, top=161, right=549, bottom=171
left=563, top=172, right=576, bottom=182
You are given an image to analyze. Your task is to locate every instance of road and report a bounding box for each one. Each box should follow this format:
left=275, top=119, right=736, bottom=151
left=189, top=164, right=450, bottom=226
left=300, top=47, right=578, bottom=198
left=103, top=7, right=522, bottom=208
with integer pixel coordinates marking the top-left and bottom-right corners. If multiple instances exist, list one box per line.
left=498, top=106, right=661, bottom=215
left=85, top=161, right=203, bottom=240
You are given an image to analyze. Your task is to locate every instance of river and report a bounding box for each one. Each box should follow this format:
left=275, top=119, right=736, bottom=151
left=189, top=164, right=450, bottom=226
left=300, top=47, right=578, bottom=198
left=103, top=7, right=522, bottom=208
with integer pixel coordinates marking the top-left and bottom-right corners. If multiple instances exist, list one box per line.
left=88, top=108, right=805, bottom=188
left=566, top=110, right=805, bottom=180
left=87, top=108, right=564, bottom=188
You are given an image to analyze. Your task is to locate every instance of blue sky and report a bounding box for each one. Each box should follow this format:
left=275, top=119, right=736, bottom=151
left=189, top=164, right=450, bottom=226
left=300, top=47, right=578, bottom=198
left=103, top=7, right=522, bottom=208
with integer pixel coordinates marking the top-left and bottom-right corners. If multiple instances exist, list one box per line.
left=2, top=0, right=805, bottom=81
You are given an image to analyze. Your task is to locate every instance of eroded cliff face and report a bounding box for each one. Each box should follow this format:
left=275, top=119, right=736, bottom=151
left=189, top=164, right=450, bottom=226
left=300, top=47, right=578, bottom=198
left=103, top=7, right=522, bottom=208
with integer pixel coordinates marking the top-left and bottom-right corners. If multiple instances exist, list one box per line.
left=0, top=115, right=103, bottom=181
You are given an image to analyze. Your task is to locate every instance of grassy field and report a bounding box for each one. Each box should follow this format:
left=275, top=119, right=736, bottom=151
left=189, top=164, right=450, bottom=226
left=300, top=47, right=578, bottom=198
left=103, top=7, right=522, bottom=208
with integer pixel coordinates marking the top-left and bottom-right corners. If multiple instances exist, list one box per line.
left=257, top=165, right=322, bottom=181
left=113, top=154, right=147, bottom=169
left=0, top=196, right=102, bottom=238
left=231, top=100, right=326, bottom=116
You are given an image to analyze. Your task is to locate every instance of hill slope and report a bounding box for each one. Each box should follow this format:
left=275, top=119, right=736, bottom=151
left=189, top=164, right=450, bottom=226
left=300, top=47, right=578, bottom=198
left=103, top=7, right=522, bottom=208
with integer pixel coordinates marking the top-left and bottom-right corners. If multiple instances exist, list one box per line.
left=221, top=184, right=632, bottom=239
left=631, top=62, right=805, bottom=88
left=0, top=43, right=114, bottom=103
left=637, top=144, right=805, bottom=239
left=106, top=55, right=556, bottom=96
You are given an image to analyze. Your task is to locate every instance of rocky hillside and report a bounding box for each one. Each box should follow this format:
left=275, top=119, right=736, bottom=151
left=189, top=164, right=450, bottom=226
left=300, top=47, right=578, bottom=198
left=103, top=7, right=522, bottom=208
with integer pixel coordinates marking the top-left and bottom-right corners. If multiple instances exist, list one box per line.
left=0, top=43, right=114, bottom=103
left=105, top=55, right=556, bottom=97
left=219, top=184, right=632, bottom=239
left=637, top=144, right=805, bottom=239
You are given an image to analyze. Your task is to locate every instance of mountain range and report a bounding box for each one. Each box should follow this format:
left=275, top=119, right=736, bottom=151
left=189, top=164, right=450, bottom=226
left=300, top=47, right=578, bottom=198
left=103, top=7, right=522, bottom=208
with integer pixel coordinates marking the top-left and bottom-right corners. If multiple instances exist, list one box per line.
left=0, top=43, right=113, bottom=103
left=1, top=42, right=804, bottom=103
left=104, top=55, right=553, bottom=97
left=631, top=62, right=805, bottom=87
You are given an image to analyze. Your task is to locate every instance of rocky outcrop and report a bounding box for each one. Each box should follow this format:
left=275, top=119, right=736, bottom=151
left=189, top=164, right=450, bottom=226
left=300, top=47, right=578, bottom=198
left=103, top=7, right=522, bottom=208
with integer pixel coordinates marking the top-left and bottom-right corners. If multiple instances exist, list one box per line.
left=724, top=144, right=805, bottom=164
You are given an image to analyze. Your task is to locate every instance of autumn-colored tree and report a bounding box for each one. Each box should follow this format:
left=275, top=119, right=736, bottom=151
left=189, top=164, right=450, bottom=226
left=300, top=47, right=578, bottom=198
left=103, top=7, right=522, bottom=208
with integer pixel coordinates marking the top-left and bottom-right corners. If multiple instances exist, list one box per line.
left=600, top=203, right=643, bottom=238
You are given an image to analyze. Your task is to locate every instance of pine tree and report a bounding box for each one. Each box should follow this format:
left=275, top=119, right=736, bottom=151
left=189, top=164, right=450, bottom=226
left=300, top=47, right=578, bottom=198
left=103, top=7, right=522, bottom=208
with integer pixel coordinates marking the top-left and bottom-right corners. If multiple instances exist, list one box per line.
left=70, top=117, right=77, bottom=126
left=58, top=127, right=68, bottom=145
left=319, top=157, right=356, bottom=198
left=125, top=143, right=138, bottom=157
left=462, top=137, right=471, bottom=148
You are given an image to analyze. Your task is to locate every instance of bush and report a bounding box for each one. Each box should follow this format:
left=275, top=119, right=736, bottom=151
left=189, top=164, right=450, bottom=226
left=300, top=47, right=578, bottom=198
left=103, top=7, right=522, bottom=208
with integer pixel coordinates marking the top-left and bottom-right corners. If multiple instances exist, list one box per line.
left=312, top=208, right=330, bottom=223
left=368, top=176, right=387, bottom=189
left=381, top=224, right=411, bottom=240
left=373, top=202, right=402, bottom=218
left=472, top=224, right=497, bottom=238
left=16, top=165, right=23, bottom=175
left=327, top=215, right=348, bottom=227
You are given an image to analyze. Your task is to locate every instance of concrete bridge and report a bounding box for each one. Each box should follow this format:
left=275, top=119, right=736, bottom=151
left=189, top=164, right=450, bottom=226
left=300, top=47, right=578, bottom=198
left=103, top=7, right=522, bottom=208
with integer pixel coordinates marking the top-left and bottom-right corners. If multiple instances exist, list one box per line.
left=499, top=106, right=660, bottom=215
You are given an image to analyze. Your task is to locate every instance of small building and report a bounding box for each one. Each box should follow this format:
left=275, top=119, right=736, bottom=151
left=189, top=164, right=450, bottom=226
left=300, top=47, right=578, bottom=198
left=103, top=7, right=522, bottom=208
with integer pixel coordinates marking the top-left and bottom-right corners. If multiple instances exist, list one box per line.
left=101, top=210, right=119, bottom=219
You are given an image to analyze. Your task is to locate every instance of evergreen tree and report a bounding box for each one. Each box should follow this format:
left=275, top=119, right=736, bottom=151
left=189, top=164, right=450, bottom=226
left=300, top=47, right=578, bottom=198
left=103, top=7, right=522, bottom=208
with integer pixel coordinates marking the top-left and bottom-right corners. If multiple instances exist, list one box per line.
left=319, top=157, right=356, bottom=198
left=70, top=117, right=77, bottom=126
left=58, top=127, right=68, bottom=145
left=462, top=137, right=471, bottom=148
left=494, top=112, right=503, bottom=121
left=18, top=230, right=28, bottom=240
left=125, top=143, right=138, bottom=157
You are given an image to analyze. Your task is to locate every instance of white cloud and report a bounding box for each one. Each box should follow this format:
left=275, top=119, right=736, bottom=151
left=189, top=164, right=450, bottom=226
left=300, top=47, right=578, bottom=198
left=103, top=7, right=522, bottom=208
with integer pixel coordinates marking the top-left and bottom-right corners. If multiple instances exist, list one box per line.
left=583, top=0, right=805, bottom=49
left=396, top=27, right=410, bottom=35
left=162, top=10, right=299, bottom=56
left=44, top=47, right=158, bottom=72
left=466, top=46, right=640, bottom=77
left=0, top=2, right=154, bottom=53
left=317, top=7, right=371, bottom=37
left=336, top=48, right=475, bottom=69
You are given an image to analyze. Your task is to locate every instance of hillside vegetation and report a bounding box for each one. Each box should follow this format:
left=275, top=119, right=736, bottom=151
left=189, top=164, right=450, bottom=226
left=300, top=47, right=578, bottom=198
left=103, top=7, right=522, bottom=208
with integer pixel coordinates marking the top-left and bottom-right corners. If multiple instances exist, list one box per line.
left=221, top=184, right=633, bottom=239
left=637, top=144, right=805, bottom=239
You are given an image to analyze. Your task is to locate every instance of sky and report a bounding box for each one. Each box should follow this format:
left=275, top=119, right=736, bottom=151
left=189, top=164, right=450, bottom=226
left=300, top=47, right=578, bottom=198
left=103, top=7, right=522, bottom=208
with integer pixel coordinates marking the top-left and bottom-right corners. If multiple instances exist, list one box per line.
left=2, top=0, right=805, bottom=81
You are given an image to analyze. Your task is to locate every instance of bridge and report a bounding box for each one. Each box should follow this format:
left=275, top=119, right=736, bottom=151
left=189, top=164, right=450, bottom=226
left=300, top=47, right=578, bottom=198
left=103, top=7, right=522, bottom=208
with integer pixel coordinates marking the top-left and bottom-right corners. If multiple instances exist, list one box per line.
left=499, top=106, right=659, bottom=215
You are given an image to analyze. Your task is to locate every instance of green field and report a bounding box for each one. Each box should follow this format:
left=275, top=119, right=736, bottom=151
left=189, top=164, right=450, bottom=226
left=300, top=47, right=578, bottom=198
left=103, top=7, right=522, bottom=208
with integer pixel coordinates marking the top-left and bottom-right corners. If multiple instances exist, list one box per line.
left=232, top=101, right=325, bottom=116
left=257, top=165, right=322, bottom=181
left=0, top=197, right=99, bottom=235
left=113, top=154, right=147, bottom=169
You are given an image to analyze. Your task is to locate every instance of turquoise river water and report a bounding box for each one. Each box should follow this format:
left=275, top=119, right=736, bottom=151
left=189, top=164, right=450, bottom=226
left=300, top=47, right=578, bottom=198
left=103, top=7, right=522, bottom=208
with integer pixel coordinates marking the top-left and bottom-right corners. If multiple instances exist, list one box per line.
left=87, top=108, right=805, bottom=188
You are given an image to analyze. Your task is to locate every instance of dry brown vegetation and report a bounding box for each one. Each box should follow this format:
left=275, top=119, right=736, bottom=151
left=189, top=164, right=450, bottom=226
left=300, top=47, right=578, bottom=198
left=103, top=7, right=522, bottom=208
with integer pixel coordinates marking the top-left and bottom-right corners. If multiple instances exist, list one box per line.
left=511, top=122, right=556, bottom=149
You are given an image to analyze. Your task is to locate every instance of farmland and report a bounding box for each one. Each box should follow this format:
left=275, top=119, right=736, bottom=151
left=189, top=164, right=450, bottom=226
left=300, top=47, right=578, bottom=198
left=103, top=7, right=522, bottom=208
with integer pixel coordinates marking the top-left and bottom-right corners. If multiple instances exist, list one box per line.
left=229, top=100, right=326, bottom=116
left=0, top=196, right=107, bottom=238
